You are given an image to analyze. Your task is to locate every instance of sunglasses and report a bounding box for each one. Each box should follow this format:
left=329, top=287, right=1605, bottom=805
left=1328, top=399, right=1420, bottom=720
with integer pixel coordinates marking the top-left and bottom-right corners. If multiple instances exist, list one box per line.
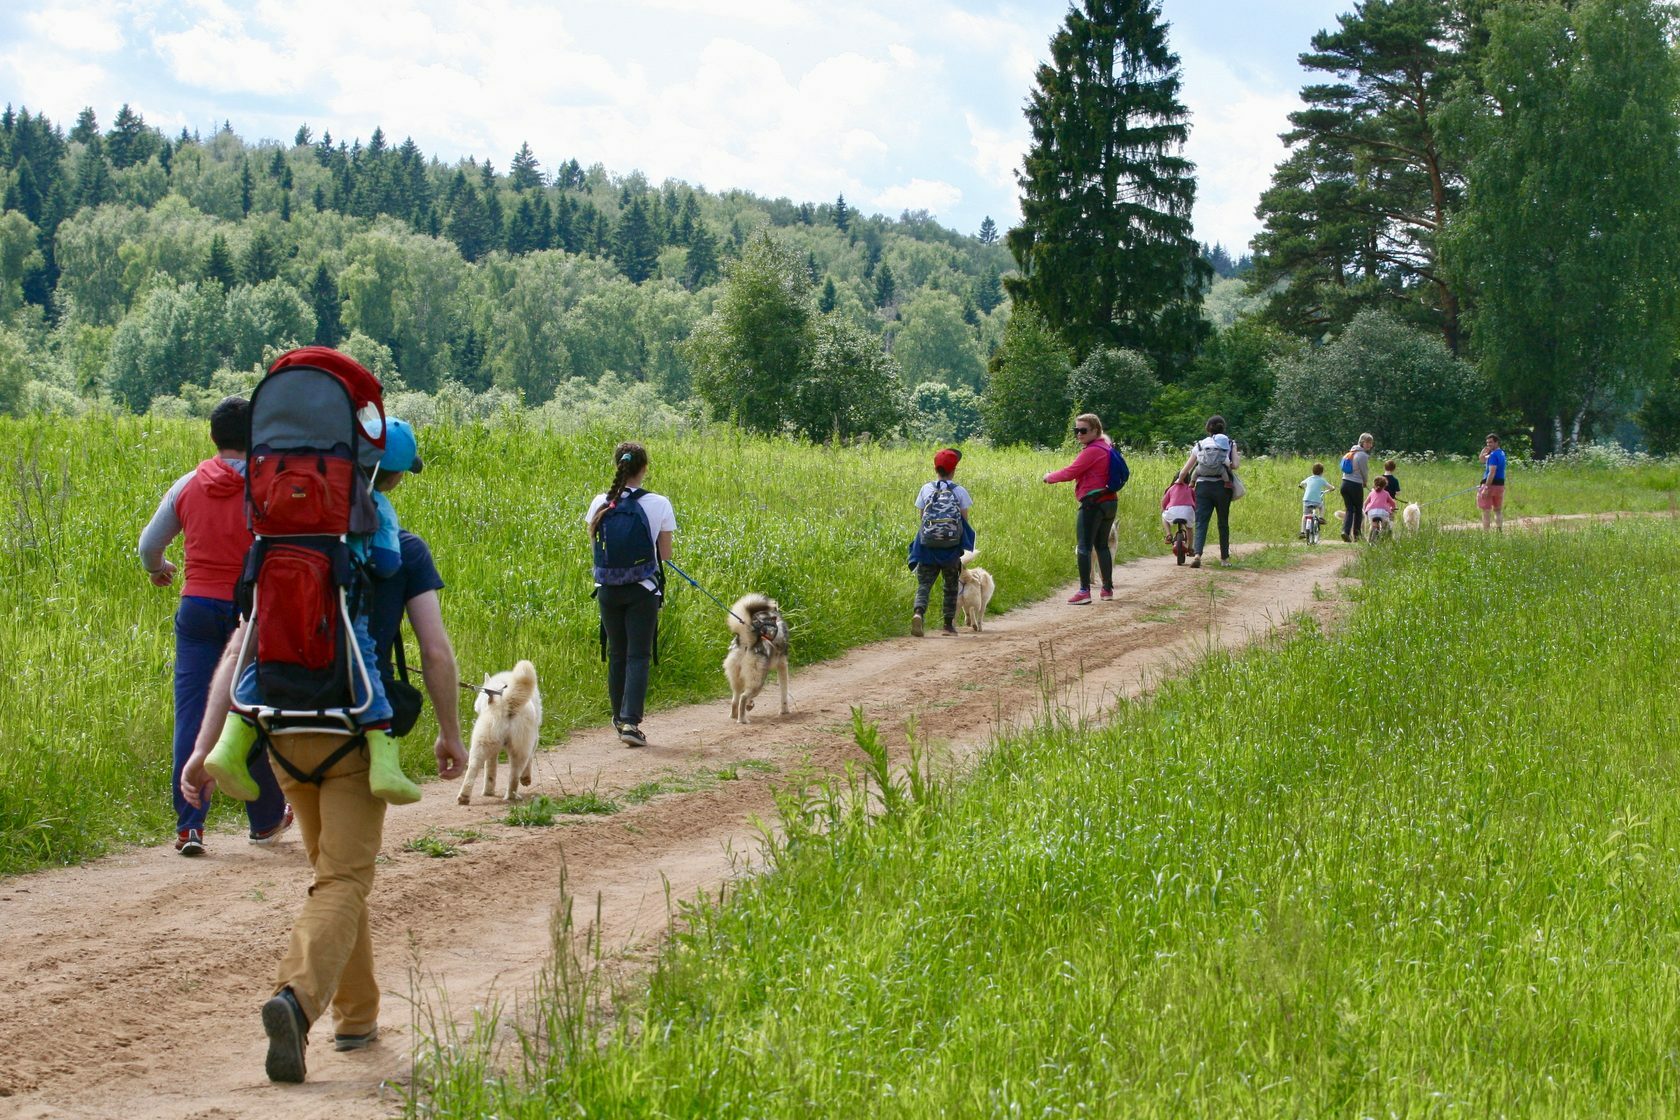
left=1073, top=427, right=1090, bottom=435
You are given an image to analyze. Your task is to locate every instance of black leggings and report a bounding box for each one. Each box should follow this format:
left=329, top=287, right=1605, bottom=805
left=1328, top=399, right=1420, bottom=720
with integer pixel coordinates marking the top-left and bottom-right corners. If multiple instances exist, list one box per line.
left=597, top=583, right=659, bottom=725
left=1340, top=480, right=1365, bottom=540
left=1075, top=500, right=1117, bottom=590
left=1193, top=480, right=1231, bottom=559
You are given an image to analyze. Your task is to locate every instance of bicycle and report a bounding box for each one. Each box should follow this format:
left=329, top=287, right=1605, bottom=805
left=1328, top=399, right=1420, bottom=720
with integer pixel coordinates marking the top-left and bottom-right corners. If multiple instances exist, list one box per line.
left=1299, top=502, right=1325, bottom=545
left=1367, top=514, right=1392, bottom=544
left=1170, top=520, right=1191, bottom=565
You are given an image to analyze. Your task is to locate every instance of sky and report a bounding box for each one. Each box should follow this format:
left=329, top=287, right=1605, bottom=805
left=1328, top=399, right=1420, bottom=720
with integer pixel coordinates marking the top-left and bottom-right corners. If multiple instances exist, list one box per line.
left=0, top=0, right=1352, bottom=255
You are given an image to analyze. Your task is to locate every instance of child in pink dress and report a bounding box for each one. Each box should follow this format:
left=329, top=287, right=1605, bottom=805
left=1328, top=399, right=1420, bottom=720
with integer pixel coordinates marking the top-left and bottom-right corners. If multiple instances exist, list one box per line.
left=1363, top=475, right=1396, bottom=528
left=1161, top=473, right=1195, bottom=544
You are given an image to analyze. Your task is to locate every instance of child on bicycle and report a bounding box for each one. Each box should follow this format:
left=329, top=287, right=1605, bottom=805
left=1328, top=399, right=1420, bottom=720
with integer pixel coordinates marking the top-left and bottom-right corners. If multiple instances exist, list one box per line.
left=1363, top=475, right=1396, bottom=536
left=1161, top=471, right=1195, bottom=545
left=1298, top=462, right=1332, bottom=537
left=1382, top=460, right=1401, bottom=503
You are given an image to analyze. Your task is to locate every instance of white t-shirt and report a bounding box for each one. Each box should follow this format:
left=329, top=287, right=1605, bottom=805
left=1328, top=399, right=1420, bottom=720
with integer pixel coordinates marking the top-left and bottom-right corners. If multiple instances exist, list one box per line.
left=584, top=489, right=677, bottom=593
left=916, top=480, right=973, bottom=512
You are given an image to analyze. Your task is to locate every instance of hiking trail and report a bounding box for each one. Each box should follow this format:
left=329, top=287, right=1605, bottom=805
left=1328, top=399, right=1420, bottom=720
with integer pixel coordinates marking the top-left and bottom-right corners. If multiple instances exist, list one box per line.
left=0, top=544, right=1355, bottom=1120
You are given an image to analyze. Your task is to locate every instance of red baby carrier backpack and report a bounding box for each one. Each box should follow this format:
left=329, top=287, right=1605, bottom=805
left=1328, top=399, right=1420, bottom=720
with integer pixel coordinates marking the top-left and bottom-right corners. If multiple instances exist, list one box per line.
left=230, top=347, right=386, bottom=735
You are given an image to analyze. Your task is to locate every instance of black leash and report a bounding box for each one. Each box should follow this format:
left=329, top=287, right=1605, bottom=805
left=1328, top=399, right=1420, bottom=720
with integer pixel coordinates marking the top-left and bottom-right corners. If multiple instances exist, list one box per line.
left=1416, top=483, right=1483, bottom=508
left=663, top=559, right=746, bottom=624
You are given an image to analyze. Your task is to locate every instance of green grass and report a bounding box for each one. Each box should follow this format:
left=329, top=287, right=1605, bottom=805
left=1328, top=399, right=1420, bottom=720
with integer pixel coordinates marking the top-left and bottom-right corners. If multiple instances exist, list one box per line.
left=504, top=791, right=621, bottom=826
left=622, top=760, right=781, bottom=805
left=0, top=413, right=1673, bottom=874
left=412, top=521, right=1680, bottom=1118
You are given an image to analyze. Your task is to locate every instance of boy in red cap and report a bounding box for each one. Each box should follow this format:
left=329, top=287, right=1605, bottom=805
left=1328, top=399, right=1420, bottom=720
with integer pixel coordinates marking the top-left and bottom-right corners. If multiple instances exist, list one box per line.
left=908, top=448, right=975, bottom=636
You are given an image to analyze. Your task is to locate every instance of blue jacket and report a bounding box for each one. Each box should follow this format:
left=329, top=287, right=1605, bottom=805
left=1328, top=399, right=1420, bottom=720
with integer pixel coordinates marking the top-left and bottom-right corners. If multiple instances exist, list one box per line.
left=907, top=518, right=976, bottom=568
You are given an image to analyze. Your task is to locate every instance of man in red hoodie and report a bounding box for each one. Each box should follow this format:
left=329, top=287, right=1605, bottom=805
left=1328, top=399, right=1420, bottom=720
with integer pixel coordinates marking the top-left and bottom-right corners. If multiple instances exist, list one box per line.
left=140, top=396, right=289, bottom=856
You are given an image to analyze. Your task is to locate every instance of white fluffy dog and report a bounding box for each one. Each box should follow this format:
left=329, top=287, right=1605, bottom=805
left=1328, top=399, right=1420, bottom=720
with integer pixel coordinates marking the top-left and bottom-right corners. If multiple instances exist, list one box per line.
left=724, top=593, right=790, bottom=724
left=457, top=660, right=542, bottom=804
left=1402, top=502, right=1422, bottom=532
left=956, top=549, right=995, bottom=632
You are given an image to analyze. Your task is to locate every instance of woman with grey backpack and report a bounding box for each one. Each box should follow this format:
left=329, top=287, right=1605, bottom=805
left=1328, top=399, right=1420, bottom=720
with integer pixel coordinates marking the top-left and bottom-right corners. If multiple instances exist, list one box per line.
left=1180, top=415, right=1239, bottom=568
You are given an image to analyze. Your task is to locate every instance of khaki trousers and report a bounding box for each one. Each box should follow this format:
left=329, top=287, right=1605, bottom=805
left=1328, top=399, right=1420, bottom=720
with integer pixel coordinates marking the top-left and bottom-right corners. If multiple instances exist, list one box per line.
left=269, top=732, right=388, bottom=1035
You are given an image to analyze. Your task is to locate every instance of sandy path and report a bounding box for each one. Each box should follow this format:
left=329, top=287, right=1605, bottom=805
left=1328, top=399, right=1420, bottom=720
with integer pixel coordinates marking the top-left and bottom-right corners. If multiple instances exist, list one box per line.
left=0, top=544, right=1354, bottom=1119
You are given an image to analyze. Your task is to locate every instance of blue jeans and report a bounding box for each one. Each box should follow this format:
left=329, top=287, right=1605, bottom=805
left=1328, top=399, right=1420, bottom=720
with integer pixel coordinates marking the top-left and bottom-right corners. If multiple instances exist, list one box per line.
left=173, top=596, right=286, bottom=834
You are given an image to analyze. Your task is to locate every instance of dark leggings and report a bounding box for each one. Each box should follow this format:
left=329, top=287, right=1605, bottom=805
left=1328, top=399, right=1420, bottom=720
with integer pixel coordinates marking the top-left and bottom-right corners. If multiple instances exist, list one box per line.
left=1340, top=479, right=1365, bottom=540
left=914, top=561, right=961, bottom=623
left=598, top=583, right=660, bottom=725
left=1075, top=500, right=1117, bottom=590
left=1193, top=479, right=1231, bottom=559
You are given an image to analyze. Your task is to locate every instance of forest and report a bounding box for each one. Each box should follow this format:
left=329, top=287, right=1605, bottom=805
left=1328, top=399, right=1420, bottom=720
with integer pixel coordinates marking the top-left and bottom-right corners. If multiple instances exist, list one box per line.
left=3, top=0, right=1679, bottom=457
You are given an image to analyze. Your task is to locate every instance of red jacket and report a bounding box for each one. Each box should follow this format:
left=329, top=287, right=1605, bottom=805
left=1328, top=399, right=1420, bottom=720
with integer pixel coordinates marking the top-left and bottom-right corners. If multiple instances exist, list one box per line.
left=175, top=457, right=254, bottom=599
left=1044, top=438, right=1117, bottom=502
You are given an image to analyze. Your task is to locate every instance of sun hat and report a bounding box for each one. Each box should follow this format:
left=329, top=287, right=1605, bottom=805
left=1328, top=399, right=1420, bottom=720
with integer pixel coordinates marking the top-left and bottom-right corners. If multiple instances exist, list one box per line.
left=380, top=418, right=424, bottom=474
left=933, top=448, right=961, bottom=473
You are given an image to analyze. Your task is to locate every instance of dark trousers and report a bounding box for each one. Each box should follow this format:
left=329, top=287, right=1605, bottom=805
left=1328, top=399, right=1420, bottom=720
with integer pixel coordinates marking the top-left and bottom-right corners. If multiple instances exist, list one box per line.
left=1075, top=499, right=1117, bottom=590
left=1340, top=479, right=1365, bottom=540
left=914, top=561, right=960, bottom=624
left=172, top=595, right=285, bottom=834
left=1193, top=480, right=1232, bottom=559
left=598, top=583, right=660, bottom=725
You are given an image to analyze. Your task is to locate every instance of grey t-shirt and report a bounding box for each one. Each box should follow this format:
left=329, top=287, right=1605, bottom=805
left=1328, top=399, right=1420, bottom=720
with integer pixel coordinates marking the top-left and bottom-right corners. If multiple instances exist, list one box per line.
left=1348, top=448, right=1370, bottom=488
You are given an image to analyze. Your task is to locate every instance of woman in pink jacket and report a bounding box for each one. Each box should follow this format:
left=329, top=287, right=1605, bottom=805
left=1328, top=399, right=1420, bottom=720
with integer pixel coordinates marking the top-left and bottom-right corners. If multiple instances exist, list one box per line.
left=1043, top=412, right=1118, bottom=603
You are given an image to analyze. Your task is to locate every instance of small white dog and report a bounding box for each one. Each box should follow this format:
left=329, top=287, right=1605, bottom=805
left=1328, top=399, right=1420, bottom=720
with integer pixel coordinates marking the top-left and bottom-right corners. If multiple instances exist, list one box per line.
left=956, top=549, right=995, bottom=632
left=457, top=660, right=542, bottom=804
left=1402, top=502, right=1422, bottom=532
left=724, top=593, right=790, bottom=724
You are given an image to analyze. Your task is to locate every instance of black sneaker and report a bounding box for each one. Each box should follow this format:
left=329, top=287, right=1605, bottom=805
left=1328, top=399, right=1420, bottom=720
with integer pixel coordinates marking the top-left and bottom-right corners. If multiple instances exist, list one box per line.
left=262, top=987, right=309, bottom=1083
left=941, top=621, right=959, bottom=635
left=334, top=1025, right=380, bottom=1052
left=617, top=724, right=649, bottom=748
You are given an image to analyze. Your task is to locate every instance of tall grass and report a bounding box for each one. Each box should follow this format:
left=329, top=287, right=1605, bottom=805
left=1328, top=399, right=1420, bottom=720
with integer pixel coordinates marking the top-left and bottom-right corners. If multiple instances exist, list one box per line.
left=0, top=414, right=1673, bottom=874
left=413, top=521, right=1680, bottom=1118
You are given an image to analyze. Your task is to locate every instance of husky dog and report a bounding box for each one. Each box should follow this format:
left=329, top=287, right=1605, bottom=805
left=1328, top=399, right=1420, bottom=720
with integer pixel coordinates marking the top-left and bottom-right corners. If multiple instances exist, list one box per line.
left=724, top=593, right=790, bottom=724
left=1402, top=502, right=1422, bottom=532
left=956, top=549, right=995, bottom=632
left=457, top=660, right=542, bottom=804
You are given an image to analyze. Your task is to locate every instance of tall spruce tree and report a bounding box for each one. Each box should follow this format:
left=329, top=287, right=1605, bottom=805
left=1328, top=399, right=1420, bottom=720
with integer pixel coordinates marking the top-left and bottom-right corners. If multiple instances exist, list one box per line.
left=614, top=197, right=660, bottom=283
left=309, top=263, right=341, bottom=346
left=1006, top=0, right=1209, bottom=371
left=509, top=142, right=543, bottom=190
left=977, top=215, right=998, bottom=244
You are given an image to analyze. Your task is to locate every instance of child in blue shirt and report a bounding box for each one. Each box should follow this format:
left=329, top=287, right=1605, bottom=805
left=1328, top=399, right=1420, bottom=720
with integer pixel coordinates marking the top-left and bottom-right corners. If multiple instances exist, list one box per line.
left=1299, top=463, right=1332, bottom=536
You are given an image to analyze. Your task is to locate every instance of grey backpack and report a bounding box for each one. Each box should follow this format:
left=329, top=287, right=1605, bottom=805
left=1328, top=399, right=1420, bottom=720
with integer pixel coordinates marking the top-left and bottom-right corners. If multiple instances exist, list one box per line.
left=918, top=481, right=963, bottom=548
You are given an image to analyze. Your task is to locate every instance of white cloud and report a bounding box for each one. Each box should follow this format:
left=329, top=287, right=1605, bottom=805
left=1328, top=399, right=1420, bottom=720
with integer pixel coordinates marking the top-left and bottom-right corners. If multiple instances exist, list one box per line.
left=872, top=177, right=961, bottom=216
left=1178, top=44, right=1300, bottom=252
left=21, top=4, right=124, bottom=53
left=965, top=110, right=1022, bottom=192
left=0, top=46, right=115, bottom=119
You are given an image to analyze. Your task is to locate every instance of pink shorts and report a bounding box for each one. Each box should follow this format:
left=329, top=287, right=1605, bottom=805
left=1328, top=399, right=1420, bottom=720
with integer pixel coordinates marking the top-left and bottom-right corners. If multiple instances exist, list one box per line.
left=1477, top=484, right=1505, bottom=511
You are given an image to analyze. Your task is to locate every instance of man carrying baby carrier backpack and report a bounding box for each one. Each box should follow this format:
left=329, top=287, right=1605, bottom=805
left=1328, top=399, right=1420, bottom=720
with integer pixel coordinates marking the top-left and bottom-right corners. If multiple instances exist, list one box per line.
left=181, top=349, right=464, bottom=1085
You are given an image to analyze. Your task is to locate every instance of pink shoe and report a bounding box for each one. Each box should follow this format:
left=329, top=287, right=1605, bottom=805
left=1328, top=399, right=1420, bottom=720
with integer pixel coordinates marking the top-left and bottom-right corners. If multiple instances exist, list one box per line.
left=1099, top=588, right=1113, bottom=601
left=1067, top=590, right=1092, bottom=605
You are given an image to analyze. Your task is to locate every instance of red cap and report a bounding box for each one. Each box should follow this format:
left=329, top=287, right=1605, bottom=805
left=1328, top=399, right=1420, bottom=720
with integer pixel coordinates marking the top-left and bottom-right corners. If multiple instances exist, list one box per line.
left=934, top=448, right=961, bottom=473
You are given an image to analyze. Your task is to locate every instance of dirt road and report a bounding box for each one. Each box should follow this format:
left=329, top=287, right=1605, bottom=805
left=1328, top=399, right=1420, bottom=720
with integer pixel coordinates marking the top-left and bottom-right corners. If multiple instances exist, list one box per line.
left=0, top=545, right=1353, bottom=1119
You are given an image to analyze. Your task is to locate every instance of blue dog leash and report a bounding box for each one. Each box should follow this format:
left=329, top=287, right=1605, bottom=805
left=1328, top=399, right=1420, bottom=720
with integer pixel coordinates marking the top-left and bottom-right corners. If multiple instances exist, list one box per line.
left=662, top=559, right=747, bottom=624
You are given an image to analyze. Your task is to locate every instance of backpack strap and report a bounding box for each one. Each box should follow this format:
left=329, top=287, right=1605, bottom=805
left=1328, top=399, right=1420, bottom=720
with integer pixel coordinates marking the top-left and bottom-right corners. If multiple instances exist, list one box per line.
left=260, top=726, right=368, bottom=787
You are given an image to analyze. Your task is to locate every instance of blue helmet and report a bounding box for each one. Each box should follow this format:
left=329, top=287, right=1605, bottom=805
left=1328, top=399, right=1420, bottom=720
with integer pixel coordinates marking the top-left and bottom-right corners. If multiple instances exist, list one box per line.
left=379, top=418, right=423, bottom=474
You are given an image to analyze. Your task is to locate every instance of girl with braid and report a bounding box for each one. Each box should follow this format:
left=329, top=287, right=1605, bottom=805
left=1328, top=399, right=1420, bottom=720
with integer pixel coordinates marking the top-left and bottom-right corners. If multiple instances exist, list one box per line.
left=583, top=442, right=675, bottom=747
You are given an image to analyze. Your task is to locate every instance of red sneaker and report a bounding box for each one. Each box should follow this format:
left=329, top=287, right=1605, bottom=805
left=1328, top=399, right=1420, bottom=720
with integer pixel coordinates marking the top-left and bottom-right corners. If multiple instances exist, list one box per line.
left=1067, top=590, right=1092, bottom=605
left=250, top=803, right=295, bottom=846
left=1099, top=588, right=1113, bottom=601
left=175, top=829, right=205, bottom=856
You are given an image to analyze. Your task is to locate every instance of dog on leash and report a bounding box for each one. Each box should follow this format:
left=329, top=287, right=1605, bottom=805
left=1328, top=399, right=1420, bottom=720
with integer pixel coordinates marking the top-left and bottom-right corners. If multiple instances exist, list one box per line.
left=724, top=593, right=790, bottom=724
left=956, top=549, right=995, bottom=632
left=457, top=660, right=542, bottom=804
left=1402, top=502, right=1422, bottom=532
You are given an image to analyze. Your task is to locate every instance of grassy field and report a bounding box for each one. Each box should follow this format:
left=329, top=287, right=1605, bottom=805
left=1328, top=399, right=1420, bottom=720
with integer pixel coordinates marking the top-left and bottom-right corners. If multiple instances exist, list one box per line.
left=413, top=519, right=1680, bottom=1119
left=0, top=414, right=1674, bottom=874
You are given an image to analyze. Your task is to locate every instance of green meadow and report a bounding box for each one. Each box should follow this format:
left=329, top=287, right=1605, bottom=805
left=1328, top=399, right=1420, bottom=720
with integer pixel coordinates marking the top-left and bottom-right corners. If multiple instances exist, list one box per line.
left=414, top=519, right=1680, bottom=1119
left=0, top=414, right=1674, bottom=874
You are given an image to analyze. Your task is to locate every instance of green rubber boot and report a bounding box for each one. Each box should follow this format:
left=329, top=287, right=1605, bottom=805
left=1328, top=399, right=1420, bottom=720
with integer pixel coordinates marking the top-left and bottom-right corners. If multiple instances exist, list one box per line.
left=203, top=715, right=260, bottom=801
left=366, top=729, right=421, bottom=805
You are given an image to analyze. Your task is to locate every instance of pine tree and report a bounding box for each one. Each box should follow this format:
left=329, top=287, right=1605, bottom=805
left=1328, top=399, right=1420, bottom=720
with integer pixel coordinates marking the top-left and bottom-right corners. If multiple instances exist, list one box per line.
left=295, top=124, right=313, bottom=147
left=677, top=192, right=701, bottom=245
left=1008, top=0, right=1209, bottom=370
left=204, top=234, right=236, bottom=289
left=833, top=193, right=851, bottom=231
left=73, top=141, right=111, bottom=209
left=977, top=215, right=998, bottom=244
left=507, top=196, right=540, bottom=254
left=447, top=182, right=494, bottom=262
left=684, top=222, right=720, bottom=290
left=819, top=277, right=838, bottom=313
left=10, top=160, right=42, bottom=224
left=106, top=103, right=153, bottom=169
left=874, top=263, right=896, bottom=308
left=975, top=265, right=1004, bottom=314
left=510, top=142, right=543, bottom=190
left=241, top=227, right=278, bottom=284
left=614, top=197, right=660, bottom=283
left=239, top=159, right=254, bottom=216
left=309, top=263, right=341, bottom=346
left=70, top=108, right=98, bottom=145
left=268, top=148, right=287, bottom=179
